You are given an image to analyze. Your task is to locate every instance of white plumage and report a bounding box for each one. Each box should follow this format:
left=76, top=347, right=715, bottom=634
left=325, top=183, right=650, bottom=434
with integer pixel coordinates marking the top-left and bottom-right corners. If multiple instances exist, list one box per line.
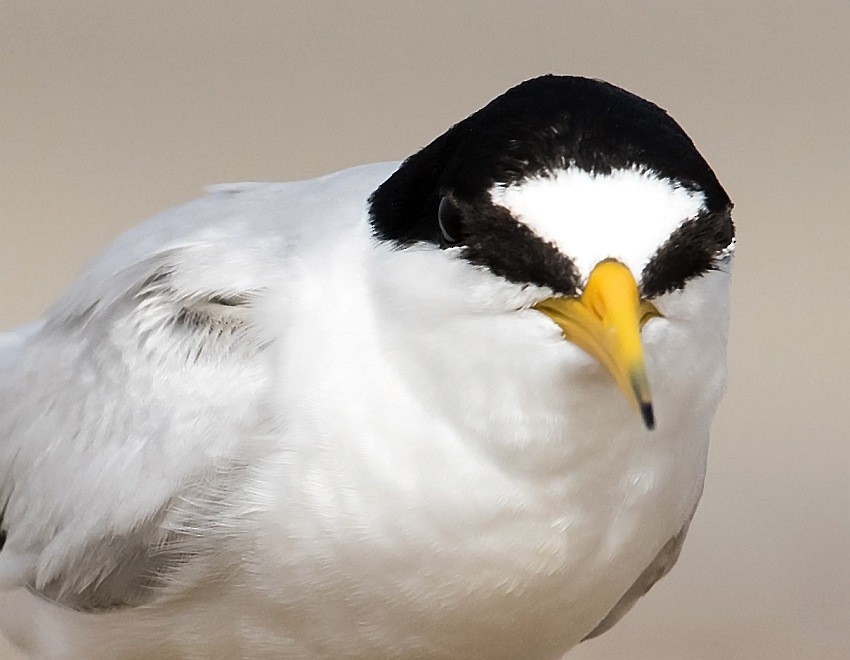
left=0, top=77, right=733, bottom=658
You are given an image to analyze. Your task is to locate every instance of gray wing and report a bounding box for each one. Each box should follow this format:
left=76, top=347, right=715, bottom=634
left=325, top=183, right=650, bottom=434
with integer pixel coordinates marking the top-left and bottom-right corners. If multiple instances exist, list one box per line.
left=0, top=191, right=279, bottom=612
left=582, top=519, right=692, bottom=641
left=0, top=166, right=397, bottom=614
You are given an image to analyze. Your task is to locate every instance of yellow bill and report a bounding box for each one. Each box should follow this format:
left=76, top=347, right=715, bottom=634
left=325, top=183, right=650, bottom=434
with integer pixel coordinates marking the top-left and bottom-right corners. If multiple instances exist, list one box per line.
left=533, top=259, right=660, bottom=429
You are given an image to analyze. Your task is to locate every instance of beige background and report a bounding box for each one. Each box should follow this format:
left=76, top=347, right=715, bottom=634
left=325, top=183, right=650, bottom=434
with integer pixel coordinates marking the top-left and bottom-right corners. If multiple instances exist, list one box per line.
left=1, top=1, right=848, bottom=658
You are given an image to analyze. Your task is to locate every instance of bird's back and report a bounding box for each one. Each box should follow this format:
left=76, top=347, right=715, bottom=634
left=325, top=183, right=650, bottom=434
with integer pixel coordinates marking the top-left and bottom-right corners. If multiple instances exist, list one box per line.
left=0, top=162, right=400, bottom=657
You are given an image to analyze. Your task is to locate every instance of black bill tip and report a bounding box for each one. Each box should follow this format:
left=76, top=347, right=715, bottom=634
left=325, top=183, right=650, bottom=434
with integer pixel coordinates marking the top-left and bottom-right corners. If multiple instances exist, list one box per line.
left=639, top=401, right=655, bottom=430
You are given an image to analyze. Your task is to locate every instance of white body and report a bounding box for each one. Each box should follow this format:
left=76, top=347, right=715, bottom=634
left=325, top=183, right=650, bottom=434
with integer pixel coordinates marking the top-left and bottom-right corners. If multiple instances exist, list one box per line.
left=0, top=162, right=731, bottom=658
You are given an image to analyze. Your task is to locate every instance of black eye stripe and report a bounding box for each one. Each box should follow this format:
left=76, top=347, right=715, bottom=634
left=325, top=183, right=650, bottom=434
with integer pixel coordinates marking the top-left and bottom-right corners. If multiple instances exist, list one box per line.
left=461, top=202, right=580, bottom=296
left=641, top=208, right=734, bottom=297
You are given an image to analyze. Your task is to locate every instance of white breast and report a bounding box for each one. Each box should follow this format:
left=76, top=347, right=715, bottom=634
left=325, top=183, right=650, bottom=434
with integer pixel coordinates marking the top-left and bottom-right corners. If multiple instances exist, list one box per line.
left=225, top=228, right=728, bottom=657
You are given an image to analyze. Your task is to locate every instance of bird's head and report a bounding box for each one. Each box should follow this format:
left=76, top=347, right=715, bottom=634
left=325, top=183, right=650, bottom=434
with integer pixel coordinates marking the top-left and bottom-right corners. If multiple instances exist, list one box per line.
left=369, top=75, right=734, bottom=431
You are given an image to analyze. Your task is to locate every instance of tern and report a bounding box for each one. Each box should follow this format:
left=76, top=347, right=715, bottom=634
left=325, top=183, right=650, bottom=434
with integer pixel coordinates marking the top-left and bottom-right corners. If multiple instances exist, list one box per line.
left=0, top=75, right=733, bottom=658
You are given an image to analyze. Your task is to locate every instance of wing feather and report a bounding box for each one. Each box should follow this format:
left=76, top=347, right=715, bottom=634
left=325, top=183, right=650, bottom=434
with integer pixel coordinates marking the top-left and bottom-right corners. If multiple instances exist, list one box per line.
left=0, top=162, right=397, bottom=611
left=583, top=519, right=692, bottom=641
left=0, top=193, right=275, bottom=610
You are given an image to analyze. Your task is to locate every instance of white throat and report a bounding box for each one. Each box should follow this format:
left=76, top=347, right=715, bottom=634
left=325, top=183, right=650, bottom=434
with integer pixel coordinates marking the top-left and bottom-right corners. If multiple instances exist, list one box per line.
left=489, top=167, right=707, bottom=281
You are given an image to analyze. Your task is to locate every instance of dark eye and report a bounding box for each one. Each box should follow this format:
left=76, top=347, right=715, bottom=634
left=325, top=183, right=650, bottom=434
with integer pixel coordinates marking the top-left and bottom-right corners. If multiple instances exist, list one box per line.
left=438, top=196, right=464, bottom=245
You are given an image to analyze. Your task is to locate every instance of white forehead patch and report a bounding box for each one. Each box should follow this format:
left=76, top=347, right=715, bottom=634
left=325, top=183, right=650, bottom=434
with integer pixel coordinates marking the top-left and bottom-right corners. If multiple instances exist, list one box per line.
left=489, top=167, right=707, bottom=283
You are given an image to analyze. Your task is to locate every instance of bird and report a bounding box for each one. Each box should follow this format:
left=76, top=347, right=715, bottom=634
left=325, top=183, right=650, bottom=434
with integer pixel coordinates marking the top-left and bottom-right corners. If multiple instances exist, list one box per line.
left=0, top=75, right=734, bottom=659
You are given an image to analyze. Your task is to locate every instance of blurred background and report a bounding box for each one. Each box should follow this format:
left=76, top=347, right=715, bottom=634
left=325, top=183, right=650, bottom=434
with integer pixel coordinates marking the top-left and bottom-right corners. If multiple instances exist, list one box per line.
left=1, top=1, right=847, bottom=658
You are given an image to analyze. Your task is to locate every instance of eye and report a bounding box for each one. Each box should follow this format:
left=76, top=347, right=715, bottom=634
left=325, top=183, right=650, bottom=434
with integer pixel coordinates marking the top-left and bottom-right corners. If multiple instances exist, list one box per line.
left=438, top=195, right=464, bottom=245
